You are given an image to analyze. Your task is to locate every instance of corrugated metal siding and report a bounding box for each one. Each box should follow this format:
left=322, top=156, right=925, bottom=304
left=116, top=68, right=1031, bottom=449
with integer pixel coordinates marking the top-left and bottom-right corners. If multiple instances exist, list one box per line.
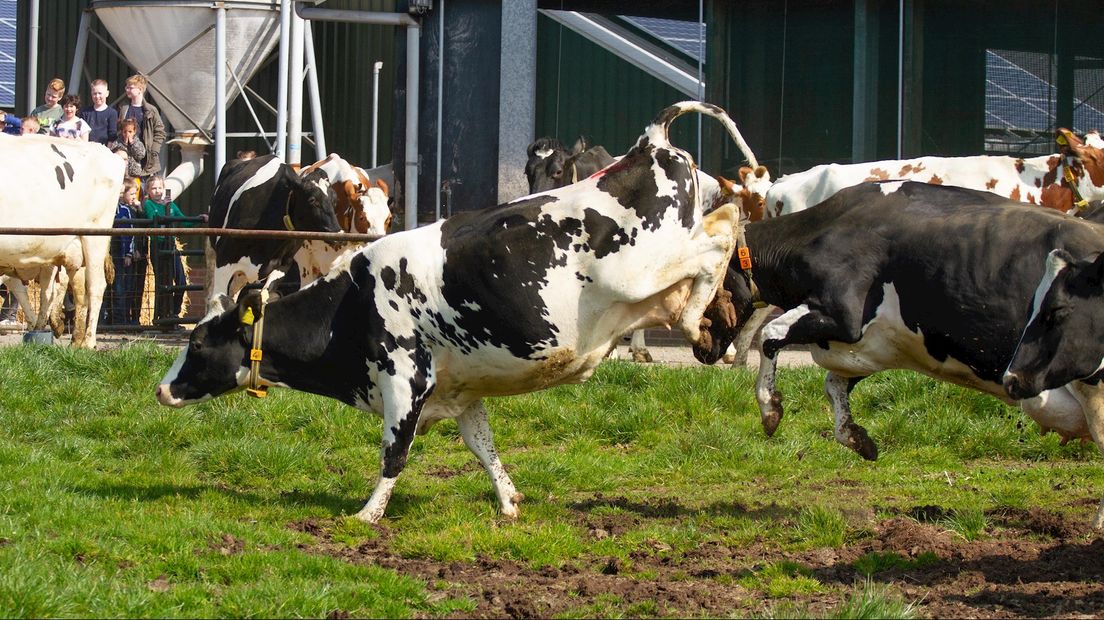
left=535, top=13, right=696, bottom=157
left=15, top=0, right=398, bottom=221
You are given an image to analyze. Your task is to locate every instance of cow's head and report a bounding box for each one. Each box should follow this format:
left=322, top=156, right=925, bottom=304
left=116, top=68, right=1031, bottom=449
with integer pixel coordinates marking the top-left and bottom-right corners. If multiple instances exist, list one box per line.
left=1057, top=128, right=1104, bottom=206
left=713, top=165, right=772, bottom=221
left=1003, top=249, right=1104, bottom=401
left=525, top=137, right=569, bottom=193
left=691, top=263, right=759, bottom=364
left=291, top=168, right=342, bottom=233
left=350, top=170, right=392, bottom=235
left=157, top=291, right=277, bottom=406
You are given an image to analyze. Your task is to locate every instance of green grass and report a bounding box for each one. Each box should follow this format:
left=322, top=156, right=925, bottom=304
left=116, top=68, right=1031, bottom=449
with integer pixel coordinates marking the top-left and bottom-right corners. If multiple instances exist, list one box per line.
left=0, top=343, right=1098, bottom=616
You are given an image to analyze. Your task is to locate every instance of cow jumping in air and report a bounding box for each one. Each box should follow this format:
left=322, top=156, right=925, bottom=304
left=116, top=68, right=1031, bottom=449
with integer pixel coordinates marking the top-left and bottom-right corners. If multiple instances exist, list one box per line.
left=694, top=181, right=1104, bottom=526
left=158, top=101, right=754, bottom=523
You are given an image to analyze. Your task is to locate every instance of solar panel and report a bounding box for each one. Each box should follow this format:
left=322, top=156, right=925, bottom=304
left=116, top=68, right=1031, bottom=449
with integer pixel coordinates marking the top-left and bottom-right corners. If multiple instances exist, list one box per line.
left=0, top=0, right=14, bottom=109
left=622, top=16, right=705, bottom=63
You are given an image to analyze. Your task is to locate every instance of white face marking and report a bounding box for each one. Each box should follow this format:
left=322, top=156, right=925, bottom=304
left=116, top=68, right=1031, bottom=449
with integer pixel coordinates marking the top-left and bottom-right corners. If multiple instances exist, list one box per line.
left=535, top=148, right=554, bottom=159
left=1026, top=250, right=1068, bottom=329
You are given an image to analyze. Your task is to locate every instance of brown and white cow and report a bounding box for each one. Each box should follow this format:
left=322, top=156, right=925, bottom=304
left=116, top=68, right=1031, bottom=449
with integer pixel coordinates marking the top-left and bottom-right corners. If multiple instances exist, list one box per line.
left=301, top=154, right=392, bottom=236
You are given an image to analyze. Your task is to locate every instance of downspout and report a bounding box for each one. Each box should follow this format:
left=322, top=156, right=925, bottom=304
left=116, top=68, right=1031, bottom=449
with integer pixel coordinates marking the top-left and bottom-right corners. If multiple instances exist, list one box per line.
left=435, top=0, right=443, bottom=221
left=26, top=0, right=39, bottom=113
left=372, top=60, right=382, bottom=167
left=304, top=19, right=327, bottom=159
left=275, top=0, right=291, bottom=160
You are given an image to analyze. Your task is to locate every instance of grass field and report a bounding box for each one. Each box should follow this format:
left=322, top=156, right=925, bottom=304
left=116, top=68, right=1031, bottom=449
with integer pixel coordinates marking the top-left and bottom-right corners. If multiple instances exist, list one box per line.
left=0, top=342, right=1100, bottom=617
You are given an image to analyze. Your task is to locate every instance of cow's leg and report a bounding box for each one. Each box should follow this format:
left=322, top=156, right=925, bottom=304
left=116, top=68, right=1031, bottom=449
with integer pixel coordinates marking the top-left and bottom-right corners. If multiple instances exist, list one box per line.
left=755, top=345, right=784, bottom=437
left=824, top=372, right=878, bottom=461
left=354, top=357, right=434, bottom=523
left=68, top=266, right=89, bottom=347
left=79, top=239, right=110, bottom=349
left=729, top=305, right=773, bottom=367
left=629, top=330, right=652, bottom=363
left=756, top=304, right=862, bottom=438
left=1067, top=382, right=1104, bottom=529
left=457, top=400, right=522, bottom=518
left=4, top=277, right=34, bottom=326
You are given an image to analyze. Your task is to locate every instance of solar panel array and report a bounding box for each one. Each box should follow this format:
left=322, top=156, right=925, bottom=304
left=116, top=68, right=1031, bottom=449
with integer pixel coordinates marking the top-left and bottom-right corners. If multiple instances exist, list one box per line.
left=622, top=16, right=705, bottom=63
left=0, top=0, right=15, bottom=109
left=985, top=49, right=1104, bottom=154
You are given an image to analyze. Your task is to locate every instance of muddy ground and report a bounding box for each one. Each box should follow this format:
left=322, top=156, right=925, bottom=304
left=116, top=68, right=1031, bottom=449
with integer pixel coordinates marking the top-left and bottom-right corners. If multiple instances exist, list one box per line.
left=291, top=499, right=1104, bottom=619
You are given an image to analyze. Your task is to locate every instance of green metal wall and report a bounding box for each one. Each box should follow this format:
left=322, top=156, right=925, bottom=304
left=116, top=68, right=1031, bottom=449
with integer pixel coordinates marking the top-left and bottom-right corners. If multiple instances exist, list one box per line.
left=535, top=12, right=696, bottom=160
left=14, top=0, right=398, bottom=219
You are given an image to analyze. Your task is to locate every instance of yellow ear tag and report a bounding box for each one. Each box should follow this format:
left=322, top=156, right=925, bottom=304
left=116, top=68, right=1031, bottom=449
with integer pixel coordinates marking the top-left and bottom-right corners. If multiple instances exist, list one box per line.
left=246, top=387, right=268, bottom=398
left=1057, top=133, right=1068, bottom=146
left=241, top=307, right=255, bottom=326
left=283, top=214, right=295, bottom=230
left=250, top=348, right=263, bottom=361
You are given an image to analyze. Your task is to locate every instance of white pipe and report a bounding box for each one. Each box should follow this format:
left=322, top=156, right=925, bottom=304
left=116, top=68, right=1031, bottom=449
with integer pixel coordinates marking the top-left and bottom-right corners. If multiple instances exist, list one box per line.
left=304, top=20, right=327, bottom=159
left=215, top=6, right=227, bottom=175
left=275, top=0, right=291, bottom=160
left=165, top=137, right=207, bottom=200
left=435, top=0, right=444, bottom=221
left=288, top=7, right=305, bottom=166
left=68, top=11, right=92, bottom=98
left=26, top=0, right=39, bottom=113
left=372, top=60, right=382, bottom=168
left=405, top=24, right=420, bottom=231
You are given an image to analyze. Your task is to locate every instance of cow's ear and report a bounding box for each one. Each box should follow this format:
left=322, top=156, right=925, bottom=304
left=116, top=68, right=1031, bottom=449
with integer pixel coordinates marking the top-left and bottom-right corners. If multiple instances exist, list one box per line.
left=753, top=165, right=771, bottom=182
left=572, top=136, right=589, bottom=155
left=716, top=176, right=737, bottom=196
left=737, top=166, right=753, bottom=184
left=1083, top=252, right=1104, bottom=288
left=237, top=290, right=280, bottom=324
left=375, top=178, right=389, bottom=196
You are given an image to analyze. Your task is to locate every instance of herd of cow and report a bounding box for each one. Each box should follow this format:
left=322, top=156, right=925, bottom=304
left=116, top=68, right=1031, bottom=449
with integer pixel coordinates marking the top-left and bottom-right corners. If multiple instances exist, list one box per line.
left=3, top=101, right=1104, bottom=529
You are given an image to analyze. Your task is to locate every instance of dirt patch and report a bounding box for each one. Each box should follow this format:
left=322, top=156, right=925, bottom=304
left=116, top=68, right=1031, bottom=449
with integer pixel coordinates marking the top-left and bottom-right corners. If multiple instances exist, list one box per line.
left=288, top=506, right=1104, bottom=618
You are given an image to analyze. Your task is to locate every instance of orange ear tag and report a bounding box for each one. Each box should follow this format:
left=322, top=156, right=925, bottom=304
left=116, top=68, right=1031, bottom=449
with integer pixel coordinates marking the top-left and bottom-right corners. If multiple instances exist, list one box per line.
left=738, top=247, right=753, bottom=270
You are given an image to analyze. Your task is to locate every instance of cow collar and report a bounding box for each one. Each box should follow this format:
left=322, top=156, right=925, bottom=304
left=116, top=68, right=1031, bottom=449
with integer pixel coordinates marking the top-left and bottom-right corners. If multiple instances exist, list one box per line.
left=735, top=222, right=764, bottom=308
left=282, top=192, right=295, bottom=230
left=1056, top=132, right=1091, bottom=212
left=240, top=288, right=271, bottom=398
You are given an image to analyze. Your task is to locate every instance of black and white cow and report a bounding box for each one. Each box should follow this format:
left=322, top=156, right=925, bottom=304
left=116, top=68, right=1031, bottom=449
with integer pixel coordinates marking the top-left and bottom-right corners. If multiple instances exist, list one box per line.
left=525, top=136, right=616, bottom=194
left=158, top=101, right=755, bottom=523
left=692, top=182, right=1104, bottom=525
left=205, top=154, right=341, bottom=303
left=1004, top=248, right=1104, bottom=527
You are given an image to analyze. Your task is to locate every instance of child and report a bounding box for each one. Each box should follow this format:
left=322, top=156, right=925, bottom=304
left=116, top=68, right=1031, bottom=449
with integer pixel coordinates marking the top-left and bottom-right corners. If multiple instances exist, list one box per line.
left=105, top=179, right=138, bottom=325
left=79, top=78, right=119, bottom=145
left=50, top=94, right=91, bottom=140
left=20, top=116, right=40, bottom=135
left=143, top=176, right=205, bottom=324
left=1, top=111, right=20, bottom=136
left=118, top=74, right=166, bottom=178
left=107, top=118, right=146, bottom=183
left=30, top=77, right=65, bottom=134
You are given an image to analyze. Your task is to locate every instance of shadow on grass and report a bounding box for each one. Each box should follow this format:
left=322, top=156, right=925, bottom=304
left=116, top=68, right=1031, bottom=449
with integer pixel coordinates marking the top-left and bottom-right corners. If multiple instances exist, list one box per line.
left=568, top=493, right=798, bottom=521
left=68, top=481, right=371, bottom=516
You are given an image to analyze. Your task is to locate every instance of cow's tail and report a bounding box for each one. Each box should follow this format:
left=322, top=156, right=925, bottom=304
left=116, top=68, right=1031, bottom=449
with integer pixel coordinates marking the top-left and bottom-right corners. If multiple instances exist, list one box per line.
left=647, top=101, right=760, bottom=169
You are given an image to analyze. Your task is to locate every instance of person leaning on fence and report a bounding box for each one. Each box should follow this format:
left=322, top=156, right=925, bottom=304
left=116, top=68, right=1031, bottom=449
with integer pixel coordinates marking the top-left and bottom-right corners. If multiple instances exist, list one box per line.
left=125, top=182, right=148, bottom=326
left=104, top=179, right=138, bottom=326
left=50, top=94, right=91, bottom=141
left=107, top=118, right=147, bottom=185
left=143, top=176, right=206, bottom=325
left=30, top=77, right=64, bottom=134
left=80, top=78, right=119, bottom=146
left=118, top=74, right=166, bottom=179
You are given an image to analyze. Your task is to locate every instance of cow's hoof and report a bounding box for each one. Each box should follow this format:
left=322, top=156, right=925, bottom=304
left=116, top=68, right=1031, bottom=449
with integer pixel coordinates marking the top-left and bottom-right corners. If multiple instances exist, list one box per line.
left=848, top=426, right=879, bottom=461
left=501, top=492, right=524, bottom=519
left=631, top=350, right=653, bottom=363
left=761, top=398, right=783, bottom=437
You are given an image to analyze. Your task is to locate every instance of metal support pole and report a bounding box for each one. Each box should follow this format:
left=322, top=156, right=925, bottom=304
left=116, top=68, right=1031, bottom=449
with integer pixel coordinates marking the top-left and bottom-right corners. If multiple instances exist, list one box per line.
left=215, top=5, right=227, bottom=175
left=26, top=0, right=40, bottom=113
left=304, top=20, right=327, bottom=159
left=405, top=24, right=420, bottom=230
left=372, top=61, right=382, bottom=168
left=288, top=6, right=305, bottom=167
left=435, top=0, right=443, bottom=221
left=68, top=10, right=92, bottom=97
left=275, top=0, right=292, bottom=160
